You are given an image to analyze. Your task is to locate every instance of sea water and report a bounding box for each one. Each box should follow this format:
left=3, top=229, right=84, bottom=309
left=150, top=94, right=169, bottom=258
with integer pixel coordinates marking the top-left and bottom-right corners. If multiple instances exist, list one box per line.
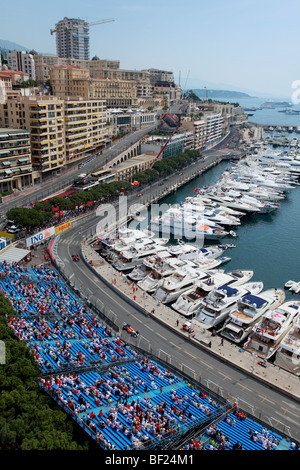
left=159, top=160, right=300, bottom=300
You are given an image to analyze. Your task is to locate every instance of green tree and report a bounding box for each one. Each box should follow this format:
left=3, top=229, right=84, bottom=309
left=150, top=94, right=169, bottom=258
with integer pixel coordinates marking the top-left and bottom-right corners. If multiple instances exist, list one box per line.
left=6, top=207, right=44, bottom=229
left=0, top=294, right=90, bottom=450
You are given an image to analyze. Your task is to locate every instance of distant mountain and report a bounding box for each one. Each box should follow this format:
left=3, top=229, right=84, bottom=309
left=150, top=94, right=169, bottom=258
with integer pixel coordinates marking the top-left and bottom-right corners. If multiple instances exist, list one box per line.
left=0, top=39, right=32, bottom=55
left=192, top=89, right=253, bottom=100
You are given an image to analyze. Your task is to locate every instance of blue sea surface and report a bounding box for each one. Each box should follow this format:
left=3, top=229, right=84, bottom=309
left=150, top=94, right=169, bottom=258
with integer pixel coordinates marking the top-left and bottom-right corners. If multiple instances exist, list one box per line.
left=159, top=160, right=300, bottom=300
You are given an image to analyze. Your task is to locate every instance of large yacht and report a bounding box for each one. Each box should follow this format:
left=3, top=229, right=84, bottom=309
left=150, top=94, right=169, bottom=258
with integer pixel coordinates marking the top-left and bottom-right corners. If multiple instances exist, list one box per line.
left=194, top=282, right=264, bottom=329
left=219, top=288, right=285, bottom=344
left=112, top=238, right=168, bottom=272
left=274, top=312, right=300, bottom=375
left=171, top=270, right=254, bottom=317
left=149, top=208, right=231, bottom=242
left=244, top=300, right=300, bottom=360
left=137, top=255, right=190, bottom=293
left=153, top=264, right=222, bottom=304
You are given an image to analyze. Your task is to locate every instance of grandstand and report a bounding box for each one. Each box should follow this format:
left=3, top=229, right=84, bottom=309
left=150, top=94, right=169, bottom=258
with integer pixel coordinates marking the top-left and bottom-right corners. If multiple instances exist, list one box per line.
left=0, top=259, right=298, bottom=451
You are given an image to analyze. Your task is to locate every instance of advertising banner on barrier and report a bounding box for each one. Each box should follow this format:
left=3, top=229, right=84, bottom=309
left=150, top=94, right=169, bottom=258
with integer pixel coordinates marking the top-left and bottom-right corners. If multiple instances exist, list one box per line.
left=26, top=227, right=55, bottom=247
left=54, top=221, right=72, bottom=236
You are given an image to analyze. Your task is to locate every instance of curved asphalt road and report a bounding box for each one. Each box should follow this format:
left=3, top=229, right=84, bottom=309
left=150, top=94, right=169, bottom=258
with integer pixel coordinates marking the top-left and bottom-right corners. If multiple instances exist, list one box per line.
left=55, top=160, right=300, bottom=442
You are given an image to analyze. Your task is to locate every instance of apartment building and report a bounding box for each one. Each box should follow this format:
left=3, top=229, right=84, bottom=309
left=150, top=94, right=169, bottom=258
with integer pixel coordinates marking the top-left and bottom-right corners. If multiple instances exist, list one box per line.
left=50, top=65, right=138, bottom=108
left=7, top=50, right=36, bottom=81
left=143, top=68, right=174, bottom=84
left=0, top=128, right=32, bottom=193
left=107, top=109, right=156, bottom=136
left=50, top=65, right=91, bottom=99
left=33, top=53, right=120, bottom=84
left=0, top=96, right=65, bottom=176
left=54, top=17, right=89, bottom=60
left=64, top=98, right=106, bottom=163
left=181, top=119, right=207, bottom=151
left=204, top=113, right=224, bottom=147
left=0, top=94, right=107, bottom=179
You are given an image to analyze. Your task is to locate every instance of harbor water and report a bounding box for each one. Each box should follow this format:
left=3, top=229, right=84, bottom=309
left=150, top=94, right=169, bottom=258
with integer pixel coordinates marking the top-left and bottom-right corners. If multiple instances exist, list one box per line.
left=158, top=160, right=300, bottom=301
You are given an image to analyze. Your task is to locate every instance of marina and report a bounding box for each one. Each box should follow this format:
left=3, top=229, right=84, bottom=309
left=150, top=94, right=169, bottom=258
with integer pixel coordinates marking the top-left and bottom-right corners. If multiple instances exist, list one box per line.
left=94, top=128, right=300, bottom=372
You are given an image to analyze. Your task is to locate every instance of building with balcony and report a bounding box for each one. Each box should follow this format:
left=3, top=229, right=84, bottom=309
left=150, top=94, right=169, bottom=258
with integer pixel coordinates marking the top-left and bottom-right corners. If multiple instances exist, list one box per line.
left=204, top=113, right=224, bottom=147
left=0, top=128, right=32, bottom=193
left=181, top=119, right=207, bottom=151
left=143, top=68, right=174, bottom=84
left=64, top=98, right=106, bottom=163
left=54, top=17, right=90, bottom=60
left=0, top=96, right=65, bottom=176
left=7, top=50, right=36, bottom=81
left=50, top=65, right=138, bottom=108
left=33, top=53, right=120, bottom=84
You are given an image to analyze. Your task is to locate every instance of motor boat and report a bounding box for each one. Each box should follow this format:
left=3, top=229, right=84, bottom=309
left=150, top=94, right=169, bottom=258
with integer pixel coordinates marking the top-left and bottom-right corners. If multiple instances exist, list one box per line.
left=153, top=264, right=222, bottom=304
left=171, top=270, right=253, bottom=317
left=274, top=311, right=300, bottom=375
left=113, top=238, right=168, bottom=272
left=219, top=288, right=285, bottom=344
left=244, top=300, right=300, bottom=360
left=137, top=256, right=189, bottom=293
left=194, top=281, right=264, bottom=329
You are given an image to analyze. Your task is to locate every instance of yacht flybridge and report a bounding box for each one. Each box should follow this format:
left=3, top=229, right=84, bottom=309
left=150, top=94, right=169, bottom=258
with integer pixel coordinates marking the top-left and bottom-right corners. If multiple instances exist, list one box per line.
left=219, top=288, right=286, bottom=344
left=171, top=270, right=253, bottom=317
left=244, top=300, right=300, bottom=360
left=194, top=282, right=264, bottom=329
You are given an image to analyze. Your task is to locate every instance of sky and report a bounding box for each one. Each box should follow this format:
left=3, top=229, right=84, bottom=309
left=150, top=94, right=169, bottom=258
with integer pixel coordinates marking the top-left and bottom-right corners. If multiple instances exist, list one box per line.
left=1, top=0, right=300, bottom=98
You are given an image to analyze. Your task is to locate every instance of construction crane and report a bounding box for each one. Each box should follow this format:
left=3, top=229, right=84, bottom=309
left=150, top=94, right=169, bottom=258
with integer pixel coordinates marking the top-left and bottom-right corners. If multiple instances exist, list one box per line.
left=50, top=18, right=115, bottom=35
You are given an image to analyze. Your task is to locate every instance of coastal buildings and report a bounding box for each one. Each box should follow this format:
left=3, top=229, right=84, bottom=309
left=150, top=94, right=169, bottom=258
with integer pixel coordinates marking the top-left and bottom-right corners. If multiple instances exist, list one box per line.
left=107, top=109, right=157, bottom=137
left=6, top=50, right=36, bottom=81
left=64, top=97, right=106, bottom=163
left=204, top=113, right=224, bottom=147
left=33, top=53, right=120, bottom=84
left=50, top=65, right=139, bottom=108
left=144, top=68, right=174, bottom=84
left=0, top=127, right=32, bottom=193
left=0, top=95, right=107, bottom=181
left=53, top=17, right=90, bottom=60
left=181, top=119, right=207, bottom=151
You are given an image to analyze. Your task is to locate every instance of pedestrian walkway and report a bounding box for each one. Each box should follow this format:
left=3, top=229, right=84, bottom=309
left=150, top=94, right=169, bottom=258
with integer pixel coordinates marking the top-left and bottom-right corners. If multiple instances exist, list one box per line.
left=81, top=242, right=300, bottom=402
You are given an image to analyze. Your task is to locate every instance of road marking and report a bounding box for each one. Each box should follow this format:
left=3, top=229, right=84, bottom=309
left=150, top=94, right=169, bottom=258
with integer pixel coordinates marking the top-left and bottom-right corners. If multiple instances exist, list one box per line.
left=217, top=371, right=232, bottom=380
left=258, top=395, right=275, bottom=405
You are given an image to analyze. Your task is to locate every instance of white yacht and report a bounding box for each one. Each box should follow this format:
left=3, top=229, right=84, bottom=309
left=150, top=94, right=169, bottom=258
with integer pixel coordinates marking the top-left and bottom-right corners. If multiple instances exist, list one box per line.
left=219, top=288, right=285, bottom=344
left=244, top=300, right=300, bottom=360
left=204, top=192, right=261, bottom=214
left=171, top=270, right=254, bottom=317
left=194, top=282, right=264, bottom=329
left=153, top=264, right=221, bottom=304
left=137, top=256, right=190, bottom=293
left=149, top=209, right=230, bottom=241
left=113, top=238, right=167, bottom=272
left=274, top=311, right=300, bottom=375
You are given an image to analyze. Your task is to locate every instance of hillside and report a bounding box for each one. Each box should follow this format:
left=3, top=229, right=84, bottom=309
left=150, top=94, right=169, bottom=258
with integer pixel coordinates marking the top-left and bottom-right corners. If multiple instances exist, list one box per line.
left=0, top=39, right=31, bottom=55
left=192, top=89, right=253, bottom=100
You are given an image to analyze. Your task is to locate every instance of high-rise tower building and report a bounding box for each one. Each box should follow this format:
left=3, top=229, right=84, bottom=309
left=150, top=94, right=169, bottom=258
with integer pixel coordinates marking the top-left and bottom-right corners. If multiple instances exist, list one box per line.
left=54, top=17, right=90, bottom=60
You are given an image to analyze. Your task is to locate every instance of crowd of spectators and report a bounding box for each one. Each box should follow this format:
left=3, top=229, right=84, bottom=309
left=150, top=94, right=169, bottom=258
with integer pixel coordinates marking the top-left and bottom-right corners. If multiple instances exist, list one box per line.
left=0, top=258, right=295, bottom=450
